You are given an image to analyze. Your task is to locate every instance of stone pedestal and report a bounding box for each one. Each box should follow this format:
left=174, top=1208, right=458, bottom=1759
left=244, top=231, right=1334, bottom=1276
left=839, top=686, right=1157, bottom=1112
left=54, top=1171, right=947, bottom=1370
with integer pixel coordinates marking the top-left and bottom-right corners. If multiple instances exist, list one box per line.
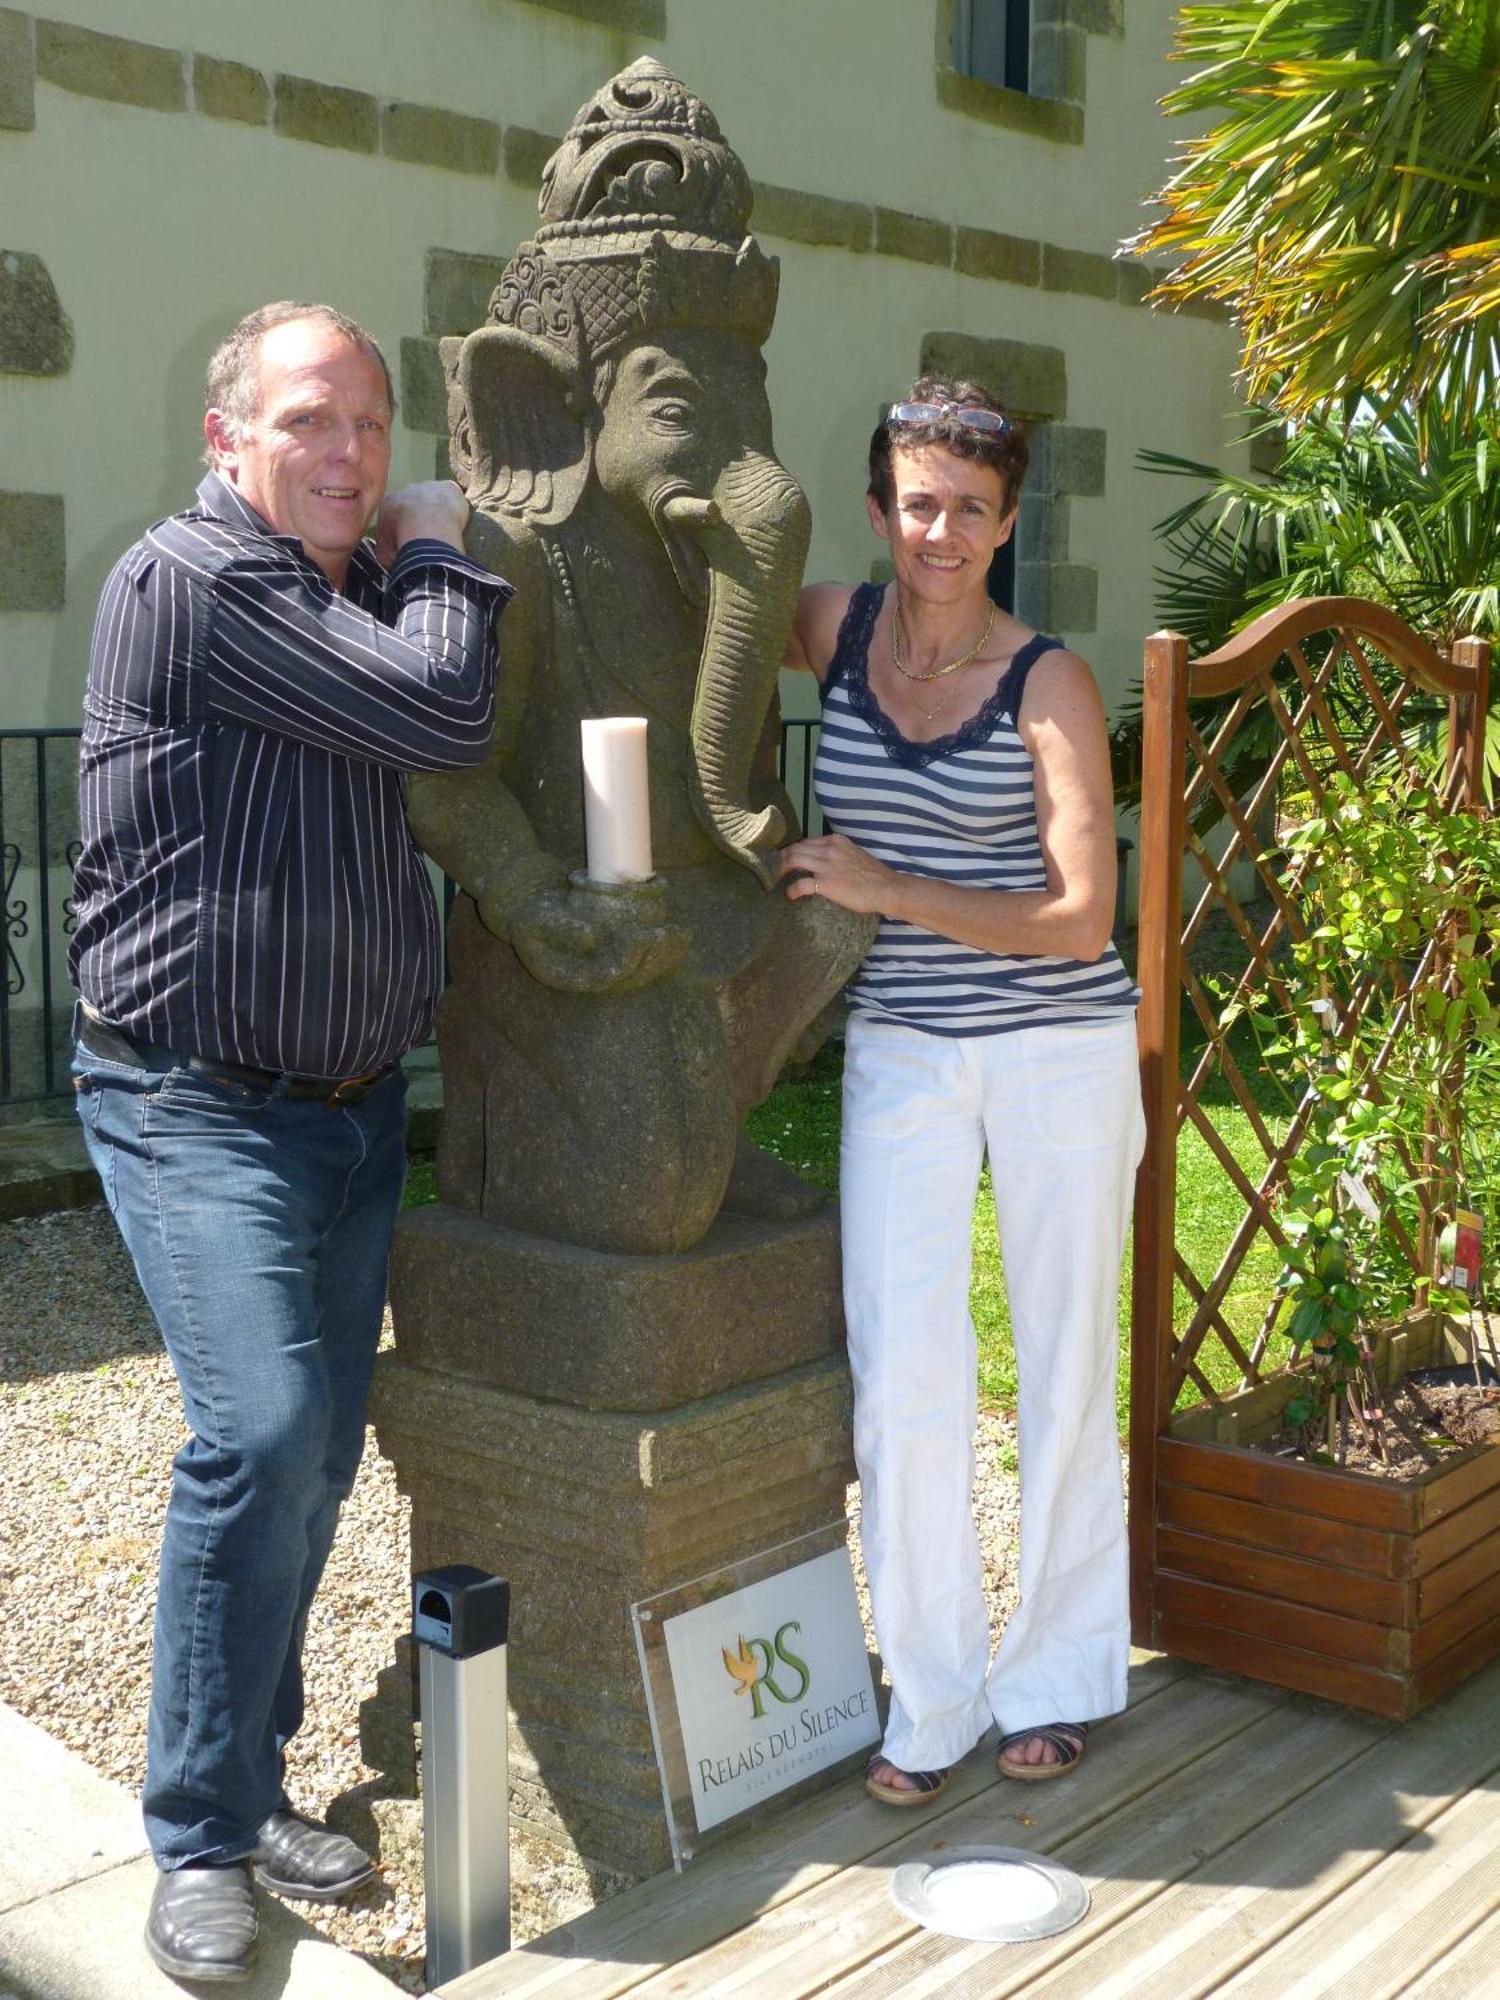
left=388, top=1200, right=845, bottom=1410
left=369, top=1199, right=855, bottom=1878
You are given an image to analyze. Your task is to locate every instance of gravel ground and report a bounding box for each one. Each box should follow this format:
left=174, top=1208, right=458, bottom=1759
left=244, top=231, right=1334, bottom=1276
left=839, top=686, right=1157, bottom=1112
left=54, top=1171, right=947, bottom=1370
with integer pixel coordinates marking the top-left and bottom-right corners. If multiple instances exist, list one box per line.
left=0, top=1201, right=1033, bottom=1992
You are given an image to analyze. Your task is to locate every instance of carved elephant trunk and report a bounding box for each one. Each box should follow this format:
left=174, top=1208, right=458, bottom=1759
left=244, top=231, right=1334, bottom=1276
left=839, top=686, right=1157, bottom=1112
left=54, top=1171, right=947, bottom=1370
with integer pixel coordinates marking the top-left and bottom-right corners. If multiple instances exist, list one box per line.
left=679, top=448, right=811, bottom=888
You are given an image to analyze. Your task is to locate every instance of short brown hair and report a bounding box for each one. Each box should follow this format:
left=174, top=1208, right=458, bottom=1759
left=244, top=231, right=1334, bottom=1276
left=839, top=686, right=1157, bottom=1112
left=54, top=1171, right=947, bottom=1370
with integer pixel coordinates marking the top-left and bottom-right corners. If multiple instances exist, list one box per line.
left=203, top=301, right=394, bottom=460
left=867, top=376, right=1028, bottom=513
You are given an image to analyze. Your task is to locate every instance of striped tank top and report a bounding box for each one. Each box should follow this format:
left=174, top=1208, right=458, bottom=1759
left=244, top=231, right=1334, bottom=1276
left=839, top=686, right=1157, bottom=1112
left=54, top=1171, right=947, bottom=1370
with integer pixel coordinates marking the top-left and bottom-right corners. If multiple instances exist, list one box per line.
left=813, top=582, right=1139, bottom=1038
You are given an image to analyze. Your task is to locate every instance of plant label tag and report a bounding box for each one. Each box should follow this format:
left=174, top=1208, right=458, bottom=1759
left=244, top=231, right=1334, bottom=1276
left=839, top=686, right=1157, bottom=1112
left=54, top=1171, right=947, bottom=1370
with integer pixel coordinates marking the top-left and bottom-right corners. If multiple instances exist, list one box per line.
left=1339, top=1172, right=1381, bottom=1225
left=1436, top=1209, right=1483, bottom=1296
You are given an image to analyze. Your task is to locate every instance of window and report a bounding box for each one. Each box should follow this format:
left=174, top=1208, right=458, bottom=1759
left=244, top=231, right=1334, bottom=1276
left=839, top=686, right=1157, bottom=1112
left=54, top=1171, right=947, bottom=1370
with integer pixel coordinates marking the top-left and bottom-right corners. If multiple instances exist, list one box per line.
left=953, top=0, right=1030, bottom=95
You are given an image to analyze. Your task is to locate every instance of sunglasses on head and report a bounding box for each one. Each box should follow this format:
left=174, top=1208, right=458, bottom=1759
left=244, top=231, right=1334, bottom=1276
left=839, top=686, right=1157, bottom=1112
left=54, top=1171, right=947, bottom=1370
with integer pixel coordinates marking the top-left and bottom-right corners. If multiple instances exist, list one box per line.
left=887, top=400, right=1011, bottom=436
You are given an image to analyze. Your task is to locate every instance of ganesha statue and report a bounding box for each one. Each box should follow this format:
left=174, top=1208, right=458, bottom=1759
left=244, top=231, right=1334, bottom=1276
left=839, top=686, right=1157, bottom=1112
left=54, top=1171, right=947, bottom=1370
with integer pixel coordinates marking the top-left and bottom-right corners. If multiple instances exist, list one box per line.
left=407, top=58, right=872, bottom=1256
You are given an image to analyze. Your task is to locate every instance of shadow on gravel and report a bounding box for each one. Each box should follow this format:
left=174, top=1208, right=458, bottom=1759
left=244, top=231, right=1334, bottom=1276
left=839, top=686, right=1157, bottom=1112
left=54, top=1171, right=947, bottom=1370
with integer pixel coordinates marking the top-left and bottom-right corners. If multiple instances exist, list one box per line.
left=0, top=1205, right=162, bottom=1385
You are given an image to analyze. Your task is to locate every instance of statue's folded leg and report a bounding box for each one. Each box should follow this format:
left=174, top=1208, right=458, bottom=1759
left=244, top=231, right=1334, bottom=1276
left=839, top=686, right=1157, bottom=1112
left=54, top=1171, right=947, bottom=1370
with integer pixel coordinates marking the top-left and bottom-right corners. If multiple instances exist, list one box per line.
left=721, top=889, right=876, bottom=1112
left=713, top=890, right=876, bottom=1221
left=438, top=904, right=738, bottom=1255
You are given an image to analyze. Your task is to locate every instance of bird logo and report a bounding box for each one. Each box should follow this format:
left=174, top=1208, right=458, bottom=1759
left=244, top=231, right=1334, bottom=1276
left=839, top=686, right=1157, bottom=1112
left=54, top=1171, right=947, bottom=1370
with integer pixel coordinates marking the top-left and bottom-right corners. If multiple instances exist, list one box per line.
left=721, top=1634, right=760, bottom=1698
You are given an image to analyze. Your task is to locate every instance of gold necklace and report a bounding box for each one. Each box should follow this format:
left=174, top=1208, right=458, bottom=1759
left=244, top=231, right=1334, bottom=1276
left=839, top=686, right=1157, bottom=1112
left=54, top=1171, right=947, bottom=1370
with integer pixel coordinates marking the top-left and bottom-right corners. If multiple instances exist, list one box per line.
left=891, top=597, right=996, bottom=683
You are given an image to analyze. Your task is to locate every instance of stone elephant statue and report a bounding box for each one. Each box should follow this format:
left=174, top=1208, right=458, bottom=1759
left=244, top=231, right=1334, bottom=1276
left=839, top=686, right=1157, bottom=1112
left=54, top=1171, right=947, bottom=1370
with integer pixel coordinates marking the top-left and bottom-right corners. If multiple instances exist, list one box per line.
left=406, top=58, right=872, bottom=1256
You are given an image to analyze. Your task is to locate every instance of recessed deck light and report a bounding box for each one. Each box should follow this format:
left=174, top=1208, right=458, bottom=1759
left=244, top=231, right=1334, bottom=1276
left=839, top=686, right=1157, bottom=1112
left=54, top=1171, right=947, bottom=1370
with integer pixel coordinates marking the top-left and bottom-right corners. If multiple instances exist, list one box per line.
left=890, top=1845, right=1090, bottom=1943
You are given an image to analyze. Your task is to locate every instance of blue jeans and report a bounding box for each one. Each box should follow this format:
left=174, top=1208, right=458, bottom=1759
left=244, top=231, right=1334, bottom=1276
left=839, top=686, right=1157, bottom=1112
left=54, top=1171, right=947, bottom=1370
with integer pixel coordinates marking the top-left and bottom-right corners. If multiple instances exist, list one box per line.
left=73, top=1038, right=407, bottom=1868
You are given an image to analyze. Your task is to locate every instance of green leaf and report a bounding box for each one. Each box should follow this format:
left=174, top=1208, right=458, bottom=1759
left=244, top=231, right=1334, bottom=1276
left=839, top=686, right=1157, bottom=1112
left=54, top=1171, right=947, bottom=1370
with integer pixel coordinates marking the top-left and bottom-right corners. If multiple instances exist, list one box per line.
left=1134, top=2, right=1500, bottom=426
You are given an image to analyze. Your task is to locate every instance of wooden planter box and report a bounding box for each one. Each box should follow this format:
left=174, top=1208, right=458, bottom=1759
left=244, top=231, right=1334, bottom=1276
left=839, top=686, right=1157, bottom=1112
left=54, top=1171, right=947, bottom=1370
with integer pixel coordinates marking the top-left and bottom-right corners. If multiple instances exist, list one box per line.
left=1149, top=1315, right=1500, bottom=1718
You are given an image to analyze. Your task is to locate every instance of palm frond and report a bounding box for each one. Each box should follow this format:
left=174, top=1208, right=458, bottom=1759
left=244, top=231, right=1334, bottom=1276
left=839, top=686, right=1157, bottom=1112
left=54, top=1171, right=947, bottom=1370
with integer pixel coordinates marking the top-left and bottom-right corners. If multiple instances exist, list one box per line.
left=1113, top=395, right=1500, bottom=806
left=1131, top=0, right=1500, bottom=423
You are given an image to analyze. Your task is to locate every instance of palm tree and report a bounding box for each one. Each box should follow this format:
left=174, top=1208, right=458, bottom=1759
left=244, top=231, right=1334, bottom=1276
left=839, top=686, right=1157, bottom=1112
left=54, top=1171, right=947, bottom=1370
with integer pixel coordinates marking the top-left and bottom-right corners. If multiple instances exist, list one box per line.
left=1109, top=399, right=1500, bottom=806
left=1133, top=1, right=1500, bottom=430
left=1143, top=400, right=1500, bottom=654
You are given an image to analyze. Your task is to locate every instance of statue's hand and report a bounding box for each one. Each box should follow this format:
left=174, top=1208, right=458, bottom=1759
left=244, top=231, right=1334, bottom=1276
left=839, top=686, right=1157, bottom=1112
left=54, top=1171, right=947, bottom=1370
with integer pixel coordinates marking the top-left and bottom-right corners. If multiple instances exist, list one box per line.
left=502, top=874, right=691, bottom=994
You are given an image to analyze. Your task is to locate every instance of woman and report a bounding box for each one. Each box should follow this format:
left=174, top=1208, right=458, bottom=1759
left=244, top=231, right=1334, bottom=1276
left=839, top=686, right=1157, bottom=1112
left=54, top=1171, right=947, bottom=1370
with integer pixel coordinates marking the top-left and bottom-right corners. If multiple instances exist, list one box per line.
left=780, top=380, right=1143, bottom=1803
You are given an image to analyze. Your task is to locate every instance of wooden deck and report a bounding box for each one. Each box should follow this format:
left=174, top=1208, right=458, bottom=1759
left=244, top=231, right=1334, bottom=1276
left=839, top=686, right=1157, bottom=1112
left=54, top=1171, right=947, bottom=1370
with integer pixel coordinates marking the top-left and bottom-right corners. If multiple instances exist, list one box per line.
left=438, top=1649, right=1500, bottom=1999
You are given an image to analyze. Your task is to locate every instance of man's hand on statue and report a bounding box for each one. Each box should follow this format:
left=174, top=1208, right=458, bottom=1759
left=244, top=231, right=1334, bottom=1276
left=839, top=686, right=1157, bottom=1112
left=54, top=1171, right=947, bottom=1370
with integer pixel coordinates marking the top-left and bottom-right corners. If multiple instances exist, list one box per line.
left=374, top=480, right=470, bottom=563
left=508, top=879, right=691, bottom=994
left=778, top=833, right=896, bottom=917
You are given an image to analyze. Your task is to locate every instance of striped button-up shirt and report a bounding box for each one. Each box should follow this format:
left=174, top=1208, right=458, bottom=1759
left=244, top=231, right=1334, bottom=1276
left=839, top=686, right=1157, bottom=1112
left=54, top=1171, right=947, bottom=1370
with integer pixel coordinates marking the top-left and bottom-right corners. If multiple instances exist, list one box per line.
left=71, top=472, right=508, bottom=1078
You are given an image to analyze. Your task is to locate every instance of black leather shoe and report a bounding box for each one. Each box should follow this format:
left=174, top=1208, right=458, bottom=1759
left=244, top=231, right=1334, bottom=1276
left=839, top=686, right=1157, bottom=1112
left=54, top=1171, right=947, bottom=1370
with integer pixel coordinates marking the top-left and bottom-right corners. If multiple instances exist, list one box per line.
left=252, top=1807, right=374, bottom=1903
left=145, top=1862, right=258, bottom=1983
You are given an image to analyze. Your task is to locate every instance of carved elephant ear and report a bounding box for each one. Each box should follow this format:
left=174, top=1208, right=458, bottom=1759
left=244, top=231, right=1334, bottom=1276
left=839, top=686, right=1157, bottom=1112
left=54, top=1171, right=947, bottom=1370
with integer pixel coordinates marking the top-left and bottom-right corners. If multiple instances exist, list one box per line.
left=450, top=324, right=594, bottom=526
left=439, top=337, right=476, bottom=494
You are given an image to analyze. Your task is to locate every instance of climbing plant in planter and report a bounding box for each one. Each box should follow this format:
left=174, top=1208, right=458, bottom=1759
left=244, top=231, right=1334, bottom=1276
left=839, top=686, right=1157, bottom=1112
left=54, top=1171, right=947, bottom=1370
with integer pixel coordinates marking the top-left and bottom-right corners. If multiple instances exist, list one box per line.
left=1240, top=770, right=1500, bottom=1463
left=1130, top=595, right=1496, bottom=1719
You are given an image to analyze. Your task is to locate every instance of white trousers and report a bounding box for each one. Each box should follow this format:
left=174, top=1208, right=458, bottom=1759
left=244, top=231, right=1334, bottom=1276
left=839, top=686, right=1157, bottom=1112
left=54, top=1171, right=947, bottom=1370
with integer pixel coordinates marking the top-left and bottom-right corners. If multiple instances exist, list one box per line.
left=840, top=1011, right=1145, bottom=1771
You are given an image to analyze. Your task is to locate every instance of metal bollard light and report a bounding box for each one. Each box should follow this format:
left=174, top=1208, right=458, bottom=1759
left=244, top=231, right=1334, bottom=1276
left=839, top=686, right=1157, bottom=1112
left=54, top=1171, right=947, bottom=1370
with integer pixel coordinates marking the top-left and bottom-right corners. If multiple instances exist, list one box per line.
left=413, top=1564, right=511, bottom=1985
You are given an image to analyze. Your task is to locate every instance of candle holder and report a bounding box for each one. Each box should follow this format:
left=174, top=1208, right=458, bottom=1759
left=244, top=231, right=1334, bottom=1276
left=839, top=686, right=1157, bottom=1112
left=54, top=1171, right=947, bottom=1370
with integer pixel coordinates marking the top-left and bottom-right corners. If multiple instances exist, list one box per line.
left=568, top=867, right=671, bottom=907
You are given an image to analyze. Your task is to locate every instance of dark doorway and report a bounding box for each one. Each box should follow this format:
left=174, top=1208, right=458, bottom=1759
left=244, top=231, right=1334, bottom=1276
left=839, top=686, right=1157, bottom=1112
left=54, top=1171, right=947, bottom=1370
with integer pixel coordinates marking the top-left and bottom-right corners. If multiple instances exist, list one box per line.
left=988, top=532, right=1016, bottom=612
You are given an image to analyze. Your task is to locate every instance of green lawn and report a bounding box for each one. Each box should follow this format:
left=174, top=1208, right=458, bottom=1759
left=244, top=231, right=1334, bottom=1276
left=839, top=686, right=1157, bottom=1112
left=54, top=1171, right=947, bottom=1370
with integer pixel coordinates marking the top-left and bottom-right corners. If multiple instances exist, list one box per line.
left=404, top=1155, right=438, bottom=1208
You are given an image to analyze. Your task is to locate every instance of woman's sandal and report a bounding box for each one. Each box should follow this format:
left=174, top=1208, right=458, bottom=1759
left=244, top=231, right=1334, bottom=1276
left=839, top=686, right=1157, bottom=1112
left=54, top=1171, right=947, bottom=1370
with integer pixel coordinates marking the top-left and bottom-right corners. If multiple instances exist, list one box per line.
left=865, top=1755, right=950, bottom=1807
left=995, top=1721, right=1088, bottom=1783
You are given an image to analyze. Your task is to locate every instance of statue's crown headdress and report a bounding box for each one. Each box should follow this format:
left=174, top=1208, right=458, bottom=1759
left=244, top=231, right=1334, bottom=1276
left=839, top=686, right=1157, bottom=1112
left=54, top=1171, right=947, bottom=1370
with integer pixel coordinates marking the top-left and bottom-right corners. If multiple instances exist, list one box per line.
left=487, top=58, right=777, bottom=367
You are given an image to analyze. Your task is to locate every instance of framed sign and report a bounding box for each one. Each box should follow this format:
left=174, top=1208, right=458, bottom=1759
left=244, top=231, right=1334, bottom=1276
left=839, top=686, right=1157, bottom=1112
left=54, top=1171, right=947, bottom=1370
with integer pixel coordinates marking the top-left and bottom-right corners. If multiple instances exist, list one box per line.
left=632, top=1522, right=881, bottom=1867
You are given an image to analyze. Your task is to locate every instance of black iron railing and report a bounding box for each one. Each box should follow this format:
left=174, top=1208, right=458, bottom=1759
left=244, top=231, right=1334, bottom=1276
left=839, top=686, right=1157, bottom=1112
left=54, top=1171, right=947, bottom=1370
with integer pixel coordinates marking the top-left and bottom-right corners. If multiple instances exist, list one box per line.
left=1, top=720, right=1129, bottom=1106
left=1, top=729, right=83, bottom=1107
left=778, top=716, right=824, bottom=839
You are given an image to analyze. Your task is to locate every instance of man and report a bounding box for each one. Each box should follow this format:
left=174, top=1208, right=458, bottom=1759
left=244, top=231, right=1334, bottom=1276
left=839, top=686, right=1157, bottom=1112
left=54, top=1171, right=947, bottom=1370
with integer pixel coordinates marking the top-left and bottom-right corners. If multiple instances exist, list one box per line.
left=70, top=301, right=508, bottom=1983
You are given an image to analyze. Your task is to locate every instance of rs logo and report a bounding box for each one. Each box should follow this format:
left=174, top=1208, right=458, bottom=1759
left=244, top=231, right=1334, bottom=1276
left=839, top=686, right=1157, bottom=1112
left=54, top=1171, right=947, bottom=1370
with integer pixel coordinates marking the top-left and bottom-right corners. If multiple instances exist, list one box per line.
left=721, top=1621, right=811, bottom=1719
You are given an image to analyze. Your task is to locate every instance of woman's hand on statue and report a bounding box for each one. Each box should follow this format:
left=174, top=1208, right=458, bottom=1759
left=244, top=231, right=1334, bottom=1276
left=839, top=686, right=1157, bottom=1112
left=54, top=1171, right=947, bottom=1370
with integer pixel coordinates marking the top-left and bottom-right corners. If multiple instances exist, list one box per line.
left=777, top=834, right=898, bottom=918
left=506, top=878, right=691, bottom=994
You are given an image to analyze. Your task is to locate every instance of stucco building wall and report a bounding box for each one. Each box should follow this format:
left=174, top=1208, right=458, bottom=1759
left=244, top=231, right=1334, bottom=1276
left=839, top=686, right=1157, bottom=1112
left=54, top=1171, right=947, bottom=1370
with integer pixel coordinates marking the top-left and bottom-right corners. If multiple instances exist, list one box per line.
left=2, top=0, right=1237, bottom=735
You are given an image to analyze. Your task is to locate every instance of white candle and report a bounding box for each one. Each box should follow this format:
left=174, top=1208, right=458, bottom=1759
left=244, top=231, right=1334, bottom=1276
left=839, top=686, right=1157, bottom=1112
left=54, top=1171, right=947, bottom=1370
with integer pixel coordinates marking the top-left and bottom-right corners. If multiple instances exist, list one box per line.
left=580, top=716, right=653, bottom=883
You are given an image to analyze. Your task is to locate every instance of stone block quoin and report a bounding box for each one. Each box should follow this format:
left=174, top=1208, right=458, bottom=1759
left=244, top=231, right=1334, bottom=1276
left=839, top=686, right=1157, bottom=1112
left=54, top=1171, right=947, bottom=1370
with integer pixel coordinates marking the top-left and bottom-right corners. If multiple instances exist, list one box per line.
left=402, top=247, right=513, bottom=438
left=935, top=64, right=1083, bottom=144
left=873, top=207, right=953, bottom=268
left=423, top=248, right=510, bottom=339
left=501, top=124, right=561, bottom=188
left=1022, top=561, right=1098, bottom=634
left=399, top=336, right=448, bottom=435
left=192, top=54, right=269, bottom=126
left=1030, top=20, right=1087, bottom=104
left=0, top=8, right=36, bottom=129
left=0, top=492, right=66, bottom=611
left=384, top=100, right=500, bottom=176
left=1046, top=424, right=1107, bottom=498
left=921, top=330, right=1068, bottom=422
left=918, top=331, right=1101, bottom=636
left=35, top=18, right=186, bottom=111
left=749, top=182, right=873, bottom=254
left=955, top=225, right=1041, bottom=288
left=1041, top=242, right=1117, bottom=300
left=0, top=249, right=72, bottom=375
left=518, top=0, right=666, bottom=34
left=273, top=73, right=378, bottom=152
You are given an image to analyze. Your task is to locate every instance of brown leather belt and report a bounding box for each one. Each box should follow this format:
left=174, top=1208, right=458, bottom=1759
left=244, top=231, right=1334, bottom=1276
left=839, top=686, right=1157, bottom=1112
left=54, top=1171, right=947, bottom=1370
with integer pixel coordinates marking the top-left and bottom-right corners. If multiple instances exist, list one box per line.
left=77, top=1012, right=396, bottom=1107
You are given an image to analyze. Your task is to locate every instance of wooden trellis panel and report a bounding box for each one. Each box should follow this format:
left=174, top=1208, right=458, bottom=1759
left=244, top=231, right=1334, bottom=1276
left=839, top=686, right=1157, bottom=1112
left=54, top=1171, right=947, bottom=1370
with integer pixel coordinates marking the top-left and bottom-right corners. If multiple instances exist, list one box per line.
left=1129, top=596, right=1492, bottom=1712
